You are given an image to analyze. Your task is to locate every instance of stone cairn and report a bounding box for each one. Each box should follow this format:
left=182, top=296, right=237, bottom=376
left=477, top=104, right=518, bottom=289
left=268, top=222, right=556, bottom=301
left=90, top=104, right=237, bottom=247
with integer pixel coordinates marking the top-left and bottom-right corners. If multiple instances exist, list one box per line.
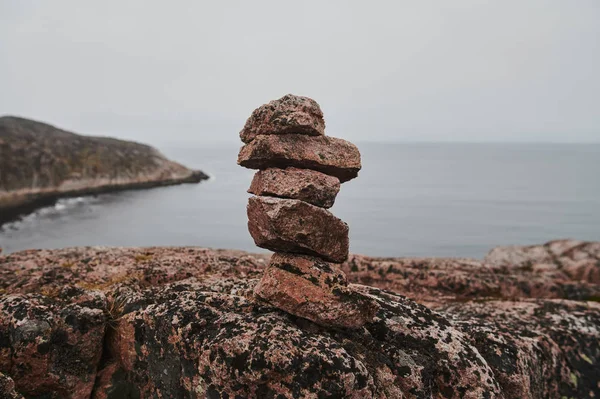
left=237, top=94, right=378, bottom=329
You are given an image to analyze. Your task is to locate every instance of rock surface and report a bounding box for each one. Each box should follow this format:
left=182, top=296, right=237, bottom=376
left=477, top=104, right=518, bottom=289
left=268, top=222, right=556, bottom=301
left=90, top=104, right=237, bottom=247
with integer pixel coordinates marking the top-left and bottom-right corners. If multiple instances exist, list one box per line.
left=247, top=196, right=349, bottom=262
left=439, top=299, right=600, bottom=399
left=0, top=373, right=23, bottom=399
left=238, top=134, right=361, bottom=183
left=0, top=241, right=598, bottom=398
left=254, top=253, right=378, bottom=329
left=240, top=94, right=325, bottom=143
left=342, top=253, right=600, bottom=308
left=485, top=239, right=600, bottom=285
left=0, top=116, right=208, bottom=226
left=0, top=287, right=107, bottom=398
left=248, top=167, right=340, bottom=208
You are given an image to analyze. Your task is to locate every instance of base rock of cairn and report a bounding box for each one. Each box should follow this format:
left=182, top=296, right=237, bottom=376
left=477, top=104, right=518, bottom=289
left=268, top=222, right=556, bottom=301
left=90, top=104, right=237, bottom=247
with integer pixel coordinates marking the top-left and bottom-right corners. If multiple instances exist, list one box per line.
left=238, top=94, right=378, bottom=329
left=254, top=253, right=379, bottom=329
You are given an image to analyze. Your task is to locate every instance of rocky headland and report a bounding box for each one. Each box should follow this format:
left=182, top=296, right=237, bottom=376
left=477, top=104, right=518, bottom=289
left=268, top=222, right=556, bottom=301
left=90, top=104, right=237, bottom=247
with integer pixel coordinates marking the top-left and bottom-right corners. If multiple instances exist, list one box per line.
left=0, top=116, right=208, bottom=225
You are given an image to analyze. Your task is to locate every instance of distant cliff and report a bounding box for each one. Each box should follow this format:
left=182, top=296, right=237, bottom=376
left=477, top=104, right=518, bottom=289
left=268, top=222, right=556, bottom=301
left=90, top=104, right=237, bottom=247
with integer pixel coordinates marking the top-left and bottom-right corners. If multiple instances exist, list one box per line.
left=0, top=116, right=208, bottom=224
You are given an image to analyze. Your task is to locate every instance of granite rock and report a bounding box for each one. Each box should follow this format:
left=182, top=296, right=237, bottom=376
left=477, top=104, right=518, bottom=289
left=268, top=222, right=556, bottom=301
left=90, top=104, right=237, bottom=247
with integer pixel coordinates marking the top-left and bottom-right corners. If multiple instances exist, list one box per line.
left=485, top=239, right=600, bottom=284
left=343, top=254, right=600, bottom=308
left=240, top=94, right=325, bottom=143
left=109, top=278, right=503, bottom=398
left=238, top=134, right=361, bottom=183
left=90, top=363, right=136, bottom=399
left=0, top=244, right=598, bottom=398
left=254, top=253, right=378, bottom=329
left=0, top=287, right=107, bottom=398
left=248, top=167, right=340, bottom=208
left=439, top=299, right=600, bottom=399
left=0, top=373, right=23, bottom=399
left=247, top=196, right=349, bottom=262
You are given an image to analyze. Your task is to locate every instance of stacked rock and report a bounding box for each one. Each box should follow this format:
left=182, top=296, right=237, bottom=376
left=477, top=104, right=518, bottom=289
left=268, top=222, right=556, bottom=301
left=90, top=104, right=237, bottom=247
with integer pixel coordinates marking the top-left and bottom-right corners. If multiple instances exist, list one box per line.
left=238, top=94, right=378, bottom=329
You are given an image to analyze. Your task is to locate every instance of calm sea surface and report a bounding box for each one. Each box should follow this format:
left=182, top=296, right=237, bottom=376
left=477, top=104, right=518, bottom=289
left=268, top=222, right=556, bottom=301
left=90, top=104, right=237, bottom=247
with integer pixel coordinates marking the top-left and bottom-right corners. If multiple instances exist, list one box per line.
left=1, top=142, right=599, bottom=258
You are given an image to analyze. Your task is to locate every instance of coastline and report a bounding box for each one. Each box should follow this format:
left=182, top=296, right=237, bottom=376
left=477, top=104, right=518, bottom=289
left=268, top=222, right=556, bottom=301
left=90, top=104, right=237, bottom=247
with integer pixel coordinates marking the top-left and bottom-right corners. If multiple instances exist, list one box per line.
left=0, top=170, right=209, bottom=227
left=0, top=115, right=211, bottom=227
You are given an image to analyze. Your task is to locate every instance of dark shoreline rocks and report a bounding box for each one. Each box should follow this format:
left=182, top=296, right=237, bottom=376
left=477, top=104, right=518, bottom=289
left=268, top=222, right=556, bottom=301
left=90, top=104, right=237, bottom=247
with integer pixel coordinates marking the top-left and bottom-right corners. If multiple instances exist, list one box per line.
left=0, top=240, right=598, bottom=398
left=0, top=116, right=209, bottom=226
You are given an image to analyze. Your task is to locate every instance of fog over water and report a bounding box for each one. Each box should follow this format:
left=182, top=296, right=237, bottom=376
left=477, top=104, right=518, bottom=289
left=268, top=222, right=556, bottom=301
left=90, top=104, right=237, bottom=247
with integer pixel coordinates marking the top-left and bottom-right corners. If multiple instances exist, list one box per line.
left=2, top=142, right=599, bottom=257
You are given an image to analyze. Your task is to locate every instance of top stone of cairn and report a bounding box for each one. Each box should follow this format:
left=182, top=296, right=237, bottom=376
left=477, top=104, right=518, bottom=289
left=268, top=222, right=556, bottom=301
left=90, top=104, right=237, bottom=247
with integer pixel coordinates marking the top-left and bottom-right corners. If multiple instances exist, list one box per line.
left=239, top=94, right=325, bottom=143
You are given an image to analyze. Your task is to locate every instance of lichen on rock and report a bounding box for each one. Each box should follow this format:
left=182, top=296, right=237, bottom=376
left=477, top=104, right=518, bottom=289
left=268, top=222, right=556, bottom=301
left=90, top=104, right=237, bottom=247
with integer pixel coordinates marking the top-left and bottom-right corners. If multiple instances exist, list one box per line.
left=239, top=94, right=326, bottom=143
left=0, top=244, right=598, bottom=398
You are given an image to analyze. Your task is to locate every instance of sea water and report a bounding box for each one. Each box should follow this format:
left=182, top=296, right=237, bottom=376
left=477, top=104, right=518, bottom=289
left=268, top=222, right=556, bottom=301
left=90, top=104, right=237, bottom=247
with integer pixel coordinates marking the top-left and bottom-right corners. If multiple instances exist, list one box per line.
left=1, top=142, right=599, bottom=258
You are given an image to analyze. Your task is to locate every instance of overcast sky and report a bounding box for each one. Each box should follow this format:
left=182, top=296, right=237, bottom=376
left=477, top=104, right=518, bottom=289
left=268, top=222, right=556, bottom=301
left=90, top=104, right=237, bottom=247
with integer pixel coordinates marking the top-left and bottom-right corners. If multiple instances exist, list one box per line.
left=1, top=1, right=598, bottom=145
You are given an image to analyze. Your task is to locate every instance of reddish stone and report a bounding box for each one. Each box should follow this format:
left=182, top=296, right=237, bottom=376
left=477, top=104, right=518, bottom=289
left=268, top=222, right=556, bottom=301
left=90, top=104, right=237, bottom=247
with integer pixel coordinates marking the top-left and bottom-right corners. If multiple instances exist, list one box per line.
left=0, top=373, right=24, bottom=399
left=485, top=239, right=600, bottom=284
left=91, top=363, right=134, bottom=399
left=343, top=254, right=600, bottom=308
left=439, top=299, right=600, bottom=399
left=248, top=167, right=340, bottom=208
left=247, top=196, right=349, bottom=263
left=254, top=253, right=378, bottom=329
left=0, top=245, right=598, bottom=398
left=238, top=134, right=361, bottom=183
left=239, top=94, right=325, bottom=143
left=110, top=279, right=504, bottom=398
left=0, top=287, right=106, bottom=398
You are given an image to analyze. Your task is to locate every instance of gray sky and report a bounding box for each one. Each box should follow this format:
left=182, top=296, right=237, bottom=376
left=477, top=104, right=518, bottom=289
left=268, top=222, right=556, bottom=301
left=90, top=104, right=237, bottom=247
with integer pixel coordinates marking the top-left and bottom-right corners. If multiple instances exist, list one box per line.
left=1, top=1, right=599, bottom=145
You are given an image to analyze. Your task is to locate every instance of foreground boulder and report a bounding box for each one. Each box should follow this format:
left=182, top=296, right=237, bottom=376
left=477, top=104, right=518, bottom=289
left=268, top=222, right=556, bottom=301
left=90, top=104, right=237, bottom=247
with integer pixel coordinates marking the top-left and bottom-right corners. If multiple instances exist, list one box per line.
left=0, top=373, right=23, bottom=399
left=108, top=278, right=504, bottom=398
left=439, top=299, right=600, bottom=399
left=247, top=196, right=349, bottom=263
left=0, top=243, right=598, bottom=398
left=0, top=287, right=106, bottom=398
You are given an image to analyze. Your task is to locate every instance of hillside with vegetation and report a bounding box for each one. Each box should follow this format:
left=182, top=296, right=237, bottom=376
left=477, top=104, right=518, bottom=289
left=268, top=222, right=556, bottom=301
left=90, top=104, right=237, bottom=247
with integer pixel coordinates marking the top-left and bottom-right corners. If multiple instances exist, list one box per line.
left=0, top=116, right=207, bottom=224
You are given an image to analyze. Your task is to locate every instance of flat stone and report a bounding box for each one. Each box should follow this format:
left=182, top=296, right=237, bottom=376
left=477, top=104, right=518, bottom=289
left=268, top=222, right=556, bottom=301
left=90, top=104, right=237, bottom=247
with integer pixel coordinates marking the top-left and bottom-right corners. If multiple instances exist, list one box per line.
left=238, top=134, right=361, bottom=183
left=248, top=167, right=340, bottom=208
left=247, top=196, right=349, bottom=263
left=239, top=94, right=325, bottom=143
left=254, top=253, right=378, bottom=329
